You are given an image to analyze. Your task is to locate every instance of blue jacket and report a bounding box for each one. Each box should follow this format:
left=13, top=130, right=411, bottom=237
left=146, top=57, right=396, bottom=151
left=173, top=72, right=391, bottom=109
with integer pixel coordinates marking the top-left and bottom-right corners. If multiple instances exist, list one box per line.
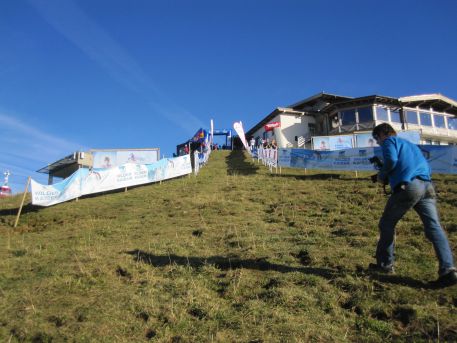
left=379, top=136, right=431, bottom=189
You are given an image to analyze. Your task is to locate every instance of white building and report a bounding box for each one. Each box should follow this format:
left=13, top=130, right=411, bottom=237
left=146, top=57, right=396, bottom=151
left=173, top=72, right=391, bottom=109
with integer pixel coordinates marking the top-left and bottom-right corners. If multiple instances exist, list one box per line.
left=246, top=92, right=457, bottom=149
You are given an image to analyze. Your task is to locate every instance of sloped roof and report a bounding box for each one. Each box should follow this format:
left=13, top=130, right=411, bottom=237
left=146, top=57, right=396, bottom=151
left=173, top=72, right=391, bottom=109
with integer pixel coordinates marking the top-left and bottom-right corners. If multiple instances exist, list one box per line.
left=399, top=93, right=457, bottom=114
left=37, top=153, right=77, bottom=174
left=288, top=92, right=353, bottom=111
left=321, top=95, right=400, bottom=113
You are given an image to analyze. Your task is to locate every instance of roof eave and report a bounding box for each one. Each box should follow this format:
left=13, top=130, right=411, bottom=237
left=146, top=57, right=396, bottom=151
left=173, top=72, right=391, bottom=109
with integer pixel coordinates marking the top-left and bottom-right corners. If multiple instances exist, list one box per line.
left=399, top=93, right=457, bottom=112
left=288, top=92, right=353, bottom=109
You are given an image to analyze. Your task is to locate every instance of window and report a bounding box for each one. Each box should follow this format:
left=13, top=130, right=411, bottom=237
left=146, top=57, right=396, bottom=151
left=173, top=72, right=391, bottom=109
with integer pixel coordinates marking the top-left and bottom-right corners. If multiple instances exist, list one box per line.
left=448, top=117, right=457, bottom=130
left=340, top=109, right=356, bottom=125
left=406, top=110, right=418, bottom=124
left=420, top=112, right=432, bottom=126
left=434, top=115, right=446, bottom=128
left=357, top=107, right=373, bottom=123
left=330, top=114, right=339, bottom=128
left=390, top=110, right=401, bottom=123
left=308, top=123, right=316, bottom=135
left=376, top=107, right=389, bottom=121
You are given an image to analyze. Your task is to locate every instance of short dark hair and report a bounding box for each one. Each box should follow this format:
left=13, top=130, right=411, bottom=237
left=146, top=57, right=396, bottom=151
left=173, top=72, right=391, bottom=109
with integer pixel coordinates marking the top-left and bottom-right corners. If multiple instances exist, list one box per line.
left=372, top=123, right=397, bottom=139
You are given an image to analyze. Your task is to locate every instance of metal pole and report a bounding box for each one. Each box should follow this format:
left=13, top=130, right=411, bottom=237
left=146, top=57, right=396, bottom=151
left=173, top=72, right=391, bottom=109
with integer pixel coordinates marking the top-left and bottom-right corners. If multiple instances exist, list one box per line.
left=14, top=176, right=31, bottom=228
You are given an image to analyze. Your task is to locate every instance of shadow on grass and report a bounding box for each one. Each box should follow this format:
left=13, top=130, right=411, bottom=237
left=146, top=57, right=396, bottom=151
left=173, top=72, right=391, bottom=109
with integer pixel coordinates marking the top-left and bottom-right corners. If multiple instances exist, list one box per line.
left=0, top=203, right=40, bottom=217
left=367, top=273, right=429, bottom=289
left=225, top=150, right=259, bottom=175
left=126, top=249, right=335, bottom=277
left=272, top=173, right=370, bottom=182
left=126, top=249, right=431, bottom=289
left=274, top=173, right=343, bottom=180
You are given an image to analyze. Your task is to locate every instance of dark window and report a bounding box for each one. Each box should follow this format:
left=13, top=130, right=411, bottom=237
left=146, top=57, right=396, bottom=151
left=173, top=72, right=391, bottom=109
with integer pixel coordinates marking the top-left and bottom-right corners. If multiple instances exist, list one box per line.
left=420, top=112, right=432, bottom=126
left=308, top=123, right=316, bottom=135
left=376, top=107, right=389, bottom=121
left=448, top=117, right=457, bottom=130
left=330, top=114, right=339, bottom=128
left=406, top=110, right=418, bottom=124
left=357, top=107, right=373, bottom=123
left=340, top=109, right=356, bottom=125
left=434, top=115, right=445, bottom=128
left=390, top=110, right=401, bottom=123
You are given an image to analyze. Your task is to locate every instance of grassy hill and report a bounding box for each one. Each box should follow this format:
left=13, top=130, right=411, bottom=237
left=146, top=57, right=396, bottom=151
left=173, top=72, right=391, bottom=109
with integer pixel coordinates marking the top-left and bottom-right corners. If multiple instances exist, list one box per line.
left=1, top=150, right=457, bottom=342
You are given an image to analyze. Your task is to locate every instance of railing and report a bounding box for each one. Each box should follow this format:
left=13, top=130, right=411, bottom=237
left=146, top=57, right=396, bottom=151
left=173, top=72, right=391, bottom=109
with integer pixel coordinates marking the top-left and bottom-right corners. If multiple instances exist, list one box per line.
left=193, top=147, right=211, bottom=175
left=256, top=146, right=278, bottom=173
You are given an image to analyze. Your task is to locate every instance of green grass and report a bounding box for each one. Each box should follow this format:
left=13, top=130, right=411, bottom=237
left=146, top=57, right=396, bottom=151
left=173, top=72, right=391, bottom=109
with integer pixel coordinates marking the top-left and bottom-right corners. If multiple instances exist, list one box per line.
left=1, top=150, right=456, bottom=342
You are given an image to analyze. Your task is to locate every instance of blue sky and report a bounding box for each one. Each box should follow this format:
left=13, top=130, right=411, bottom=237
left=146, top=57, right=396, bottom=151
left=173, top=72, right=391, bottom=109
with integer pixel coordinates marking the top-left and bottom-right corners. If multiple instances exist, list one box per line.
left=1, top=0, right=457, bottom=193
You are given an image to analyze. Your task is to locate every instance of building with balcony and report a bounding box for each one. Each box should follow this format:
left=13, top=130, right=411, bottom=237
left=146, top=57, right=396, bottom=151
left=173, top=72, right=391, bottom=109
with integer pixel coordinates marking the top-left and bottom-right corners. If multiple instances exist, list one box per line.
left=246, top=92, right=457, bottom=149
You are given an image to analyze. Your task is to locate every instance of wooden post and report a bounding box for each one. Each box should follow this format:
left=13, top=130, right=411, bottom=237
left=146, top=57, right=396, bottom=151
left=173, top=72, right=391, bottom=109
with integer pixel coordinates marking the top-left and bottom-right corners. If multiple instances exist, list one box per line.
left=14, top=176, right=31, bottom=228
left=125, top=187, right=128, bottom=192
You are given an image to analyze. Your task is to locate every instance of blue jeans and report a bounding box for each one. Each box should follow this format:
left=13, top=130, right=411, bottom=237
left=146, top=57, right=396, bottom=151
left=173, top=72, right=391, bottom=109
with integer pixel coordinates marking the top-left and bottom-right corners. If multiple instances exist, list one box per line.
left=377, top=178, right=455, bottom=276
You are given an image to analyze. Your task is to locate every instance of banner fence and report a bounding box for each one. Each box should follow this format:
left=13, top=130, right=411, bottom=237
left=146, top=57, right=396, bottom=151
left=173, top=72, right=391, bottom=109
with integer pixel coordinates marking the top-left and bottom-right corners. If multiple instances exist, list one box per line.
left=31, top=154, right=193, bottom=207
left=277, top=145, right=457, bottom=174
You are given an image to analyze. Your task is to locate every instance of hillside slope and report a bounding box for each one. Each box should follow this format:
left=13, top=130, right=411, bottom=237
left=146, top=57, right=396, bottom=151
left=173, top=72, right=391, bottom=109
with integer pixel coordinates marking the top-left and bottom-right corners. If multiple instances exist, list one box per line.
left=1, top=150, right=457, bottom=342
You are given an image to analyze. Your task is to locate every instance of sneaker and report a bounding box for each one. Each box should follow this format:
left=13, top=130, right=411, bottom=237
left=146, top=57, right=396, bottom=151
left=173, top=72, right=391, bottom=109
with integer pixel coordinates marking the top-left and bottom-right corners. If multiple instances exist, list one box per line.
left=368, top=263, right=394, bottom=274
left=431, top=270, right=457, bottom=288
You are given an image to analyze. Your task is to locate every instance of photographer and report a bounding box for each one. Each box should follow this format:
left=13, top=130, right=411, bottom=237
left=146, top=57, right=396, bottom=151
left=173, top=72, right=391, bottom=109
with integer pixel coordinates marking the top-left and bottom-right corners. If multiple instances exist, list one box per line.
left=370, top=123, right=456, bottom=287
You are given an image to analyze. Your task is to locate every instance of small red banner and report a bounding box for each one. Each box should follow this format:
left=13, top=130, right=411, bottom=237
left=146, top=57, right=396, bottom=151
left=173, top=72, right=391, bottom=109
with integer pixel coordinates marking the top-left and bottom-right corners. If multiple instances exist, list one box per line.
left=264, top=122, right=280, bottom=132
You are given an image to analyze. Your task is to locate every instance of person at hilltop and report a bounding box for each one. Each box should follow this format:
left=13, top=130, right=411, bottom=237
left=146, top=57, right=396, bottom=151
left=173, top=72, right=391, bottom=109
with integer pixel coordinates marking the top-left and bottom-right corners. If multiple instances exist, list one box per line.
left=250, top=137, right=255, bottom=151
left=369, top=123, right=456, bottom=287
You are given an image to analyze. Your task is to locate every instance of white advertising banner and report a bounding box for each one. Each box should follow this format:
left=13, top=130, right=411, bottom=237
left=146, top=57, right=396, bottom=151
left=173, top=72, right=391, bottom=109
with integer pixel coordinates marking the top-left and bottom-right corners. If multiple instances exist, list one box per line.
left=31, top=155, right=192, bottom=207
left=210, top=119, right=214, bottom=146
left=233, top=121, right=251, bottom=153
left=278, top=145, right=457, bottom=174
left=92, top=149, right=159, bottom=169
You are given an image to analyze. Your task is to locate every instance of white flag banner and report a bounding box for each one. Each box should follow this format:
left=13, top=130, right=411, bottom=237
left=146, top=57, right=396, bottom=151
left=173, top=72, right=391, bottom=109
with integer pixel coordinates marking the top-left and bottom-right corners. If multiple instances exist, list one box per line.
left=31, top=155, right=192, bottom=207
left=210, top=119, right=214, bottom=146
left=233, top=121, right=251, bottom=154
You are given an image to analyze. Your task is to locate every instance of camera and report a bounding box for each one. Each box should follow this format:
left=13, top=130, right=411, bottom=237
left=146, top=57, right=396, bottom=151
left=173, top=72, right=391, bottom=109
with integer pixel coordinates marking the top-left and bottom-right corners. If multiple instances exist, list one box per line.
left=368, top=156, right=383, bottom=169
left=369, top=156, right=387, bottom=184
